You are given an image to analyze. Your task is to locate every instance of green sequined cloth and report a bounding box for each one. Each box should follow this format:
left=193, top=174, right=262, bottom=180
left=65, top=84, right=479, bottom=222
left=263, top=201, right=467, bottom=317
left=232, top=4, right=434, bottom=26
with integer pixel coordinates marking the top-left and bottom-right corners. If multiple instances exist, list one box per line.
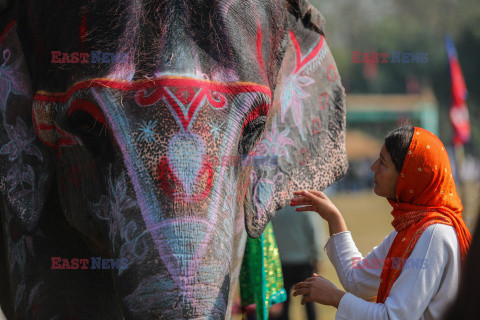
left=239, top=222, right=287, bottom=320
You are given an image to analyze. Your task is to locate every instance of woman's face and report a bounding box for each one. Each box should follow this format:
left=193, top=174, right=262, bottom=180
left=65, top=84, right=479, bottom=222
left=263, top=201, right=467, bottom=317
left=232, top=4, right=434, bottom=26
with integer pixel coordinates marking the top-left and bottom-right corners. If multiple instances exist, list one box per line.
left=371, top=144, right=399, bottom=200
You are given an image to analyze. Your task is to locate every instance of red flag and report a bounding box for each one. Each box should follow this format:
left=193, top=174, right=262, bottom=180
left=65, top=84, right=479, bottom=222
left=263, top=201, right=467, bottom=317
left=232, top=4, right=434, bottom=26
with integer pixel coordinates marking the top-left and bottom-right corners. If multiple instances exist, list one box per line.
left=445, top=35, right=470, bottom=146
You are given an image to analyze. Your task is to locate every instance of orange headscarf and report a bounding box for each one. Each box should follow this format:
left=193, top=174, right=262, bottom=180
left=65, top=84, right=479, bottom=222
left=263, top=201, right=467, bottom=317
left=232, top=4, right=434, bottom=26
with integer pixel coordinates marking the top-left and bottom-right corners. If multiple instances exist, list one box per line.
left=376, top=127, right=471, bottom=303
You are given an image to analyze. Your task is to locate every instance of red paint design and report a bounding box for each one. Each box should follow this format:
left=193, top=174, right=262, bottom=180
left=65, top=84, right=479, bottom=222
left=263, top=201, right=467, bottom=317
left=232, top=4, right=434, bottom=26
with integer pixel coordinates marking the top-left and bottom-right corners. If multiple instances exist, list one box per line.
left=327, top=64, right=337, bottom=82
left=30, top=303, right=39, bottom=320
left=61, top=304, right=83, bottom=320
left=157, top=156, right=214, bottom=202
left=172, top=86, right=196, bottom=105
left=319, top=92, right=328, bottom=110
left=0, top=20, right=15, bottom=44
left=34, top=76, right=271, bottom=132
left=57, top=161, right=98, bottom=191
left=79, top=12, right=87, bottom=45
left=289, top=31, right=324, bottom=74
left=34, top=76, right=271, bottom=103
left=32, top=104, right=78, bottom=156
left=205, top=90, right=226, bottom=109
left=68, top=165, right=82, bottom=186
left=256, top=23, right=267, bottom=83
left=298, top=147, right=311, bottom=166
left=137, top=86, right=206, bottom=131
left=311, top=118, right=321, bottom=135
left=68, top=99, right=107, bottom=127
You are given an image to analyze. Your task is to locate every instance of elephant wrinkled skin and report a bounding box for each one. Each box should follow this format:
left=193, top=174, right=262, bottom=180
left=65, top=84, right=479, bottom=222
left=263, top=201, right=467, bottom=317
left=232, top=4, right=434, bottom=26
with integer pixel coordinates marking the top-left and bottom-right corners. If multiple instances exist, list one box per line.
left=0, top=0, right=347, bottom=318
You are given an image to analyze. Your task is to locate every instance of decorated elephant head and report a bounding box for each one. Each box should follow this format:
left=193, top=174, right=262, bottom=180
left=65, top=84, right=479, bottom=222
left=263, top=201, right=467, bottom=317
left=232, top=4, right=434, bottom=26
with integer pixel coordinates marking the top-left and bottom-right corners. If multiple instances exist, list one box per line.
left=0, top=0, right=347, bottom=318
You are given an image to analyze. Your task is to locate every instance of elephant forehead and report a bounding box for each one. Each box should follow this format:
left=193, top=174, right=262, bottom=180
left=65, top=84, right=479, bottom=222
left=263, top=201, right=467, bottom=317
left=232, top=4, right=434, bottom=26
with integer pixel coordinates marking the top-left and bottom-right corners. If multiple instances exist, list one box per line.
left=33, top=76, right=271, bottom=149
left=33, top=76, right=270, bottom=207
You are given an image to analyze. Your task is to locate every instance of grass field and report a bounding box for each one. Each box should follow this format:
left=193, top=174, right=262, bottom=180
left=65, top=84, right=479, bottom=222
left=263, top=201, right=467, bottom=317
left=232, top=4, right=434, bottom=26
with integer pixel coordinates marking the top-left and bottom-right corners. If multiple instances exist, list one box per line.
left=234, top=183, right=479, bottom=320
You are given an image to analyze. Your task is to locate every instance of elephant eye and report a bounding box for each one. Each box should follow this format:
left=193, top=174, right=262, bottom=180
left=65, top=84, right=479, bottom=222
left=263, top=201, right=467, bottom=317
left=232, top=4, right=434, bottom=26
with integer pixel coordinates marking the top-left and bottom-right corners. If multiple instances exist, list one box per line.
left=238, top=99, right=270, bottom=156
left=69, top=110, right=106, bottom=137
left=68, top=110, right=113, bottom=161
left=239, top=115, right=268, bottom=155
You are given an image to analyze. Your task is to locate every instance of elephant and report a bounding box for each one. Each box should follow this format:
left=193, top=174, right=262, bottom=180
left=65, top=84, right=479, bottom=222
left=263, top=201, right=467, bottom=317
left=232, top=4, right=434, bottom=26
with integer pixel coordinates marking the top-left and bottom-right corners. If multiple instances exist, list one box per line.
left=0, top=0, right=347, bottom=318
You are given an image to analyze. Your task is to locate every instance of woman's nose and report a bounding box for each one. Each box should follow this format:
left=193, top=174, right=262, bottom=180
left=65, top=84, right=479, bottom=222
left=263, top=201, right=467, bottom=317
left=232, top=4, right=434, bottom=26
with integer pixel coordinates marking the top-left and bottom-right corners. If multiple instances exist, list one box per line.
left=371, top=160, right=377, bottom=172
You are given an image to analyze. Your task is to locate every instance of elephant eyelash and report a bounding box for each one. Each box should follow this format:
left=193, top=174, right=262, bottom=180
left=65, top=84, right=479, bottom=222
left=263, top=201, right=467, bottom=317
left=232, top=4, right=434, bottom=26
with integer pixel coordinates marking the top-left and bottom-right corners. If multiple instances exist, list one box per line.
left=242, top=95, right=271, bottom=125
left=84, top=120, right=107, bottom=136
left=79, top=119, right=107, bottom=136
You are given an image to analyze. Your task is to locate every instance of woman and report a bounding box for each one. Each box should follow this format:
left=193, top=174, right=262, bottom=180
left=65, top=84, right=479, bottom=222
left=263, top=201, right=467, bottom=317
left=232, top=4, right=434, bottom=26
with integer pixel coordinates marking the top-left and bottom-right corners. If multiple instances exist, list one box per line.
left=290, top=126, right=471, bottom=319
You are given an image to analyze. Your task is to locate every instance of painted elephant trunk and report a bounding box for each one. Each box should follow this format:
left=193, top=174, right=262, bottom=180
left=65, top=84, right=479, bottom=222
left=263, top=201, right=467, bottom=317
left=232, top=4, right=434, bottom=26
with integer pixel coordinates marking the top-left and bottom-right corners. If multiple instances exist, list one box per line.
left=116, top=213, right=241, bottom=318
left=80, top=92, right=247, bottom=317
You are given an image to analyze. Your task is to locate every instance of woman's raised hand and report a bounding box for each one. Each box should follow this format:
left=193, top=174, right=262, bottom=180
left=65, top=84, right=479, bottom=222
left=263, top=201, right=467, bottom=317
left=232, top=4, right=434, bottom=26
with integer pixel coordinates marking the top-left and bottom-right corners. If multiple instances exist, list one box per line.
left=290, top=190, right=341, bottom=222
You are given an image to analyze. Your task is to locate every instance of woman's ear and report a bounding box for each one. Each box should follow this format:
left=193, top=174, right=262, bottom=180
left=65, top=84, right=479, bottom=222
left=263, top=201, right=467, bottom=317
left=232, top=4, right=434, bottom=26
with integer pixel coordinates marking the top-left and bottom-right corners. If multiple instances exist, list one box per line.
left=242, top=0, right=348, bottom=238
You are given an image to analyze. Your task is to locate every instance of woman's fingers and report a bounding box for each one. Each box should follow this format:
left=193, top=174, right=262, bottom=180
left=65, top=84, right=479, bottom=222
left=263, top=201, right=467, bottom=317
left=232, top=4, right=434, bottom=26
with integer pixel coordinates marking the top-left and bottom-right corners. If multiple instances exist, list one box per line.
left=293, top=189, right=325, bottom=197
left=293, top=190, right=315, bottom=198
left=293, top=190, right=320, bottom=202
left=309, top=190, right=326, bottom=198
left=290, top=200, right=312, bottom=207
left=290, top=200, right=310, bottom=206
left=294, top=206, right=315, bottom=212
left=292, top=288, right=309, bottom=297
left=290, top=196, right=310, bottom=204
left=291, top=194, right=309, bottom=201
left=301, top=295, right=312, bottom=305
left=305, top=276, right=319, bottom=282
left=293, top=190, right=308, bottom=195
left=293, top=282, right=309, bottom=290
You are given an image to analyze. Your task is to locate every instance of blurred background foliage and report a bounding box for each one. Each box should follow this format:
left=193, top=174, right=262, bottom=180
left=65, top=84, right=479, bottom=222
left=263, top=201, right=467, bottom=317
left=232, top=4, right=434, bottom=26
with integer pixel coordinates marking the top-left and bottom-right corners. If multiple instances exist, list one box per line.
left=311, top=0, right=480, bottom=155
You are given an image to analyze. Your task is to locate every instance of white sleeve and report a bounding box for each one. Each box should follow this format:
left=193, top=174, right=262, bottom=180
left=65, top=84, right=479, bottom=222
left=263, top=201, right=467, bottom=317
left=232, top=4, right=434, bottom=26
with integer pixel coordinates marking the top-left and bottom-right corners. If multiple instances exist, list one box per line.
left=334, top=224, right=460, bottom=320
left=325, top=230, right=397, bottom=299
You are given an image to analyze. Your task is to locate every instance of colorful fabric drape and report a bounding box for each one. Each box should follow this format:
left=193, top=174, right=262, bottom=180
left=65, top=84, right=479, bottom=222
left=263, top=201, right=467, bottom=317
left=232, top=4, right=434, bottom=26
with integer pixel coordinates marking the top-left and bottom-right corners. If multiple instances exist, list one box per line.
left=240, top=222, right=287, bottom=320
left=377, top=127, right=472, bottom=303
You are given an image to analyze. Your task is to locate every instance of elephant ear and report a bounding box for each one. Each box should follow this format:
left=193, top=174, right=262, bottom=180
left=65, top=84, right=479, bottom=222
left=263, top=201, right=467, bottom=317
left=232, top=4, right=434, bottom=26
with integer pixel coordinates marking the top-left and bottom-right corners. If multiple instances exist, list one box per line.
left=0, top=18, right=51, bottom=234
left=243, top=0, right=347, bottom=238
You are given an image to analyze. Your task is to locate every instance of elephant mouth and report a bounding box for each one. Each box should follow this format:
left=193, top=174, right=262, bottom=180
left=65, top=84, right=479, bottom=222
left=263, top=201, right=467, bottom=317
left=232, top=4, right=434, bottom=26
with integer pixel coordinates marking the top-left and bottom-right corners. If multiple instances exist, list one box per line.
left=125, top=272, right=229, bottom=319
left=123, top=217, right=231, bottom=318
